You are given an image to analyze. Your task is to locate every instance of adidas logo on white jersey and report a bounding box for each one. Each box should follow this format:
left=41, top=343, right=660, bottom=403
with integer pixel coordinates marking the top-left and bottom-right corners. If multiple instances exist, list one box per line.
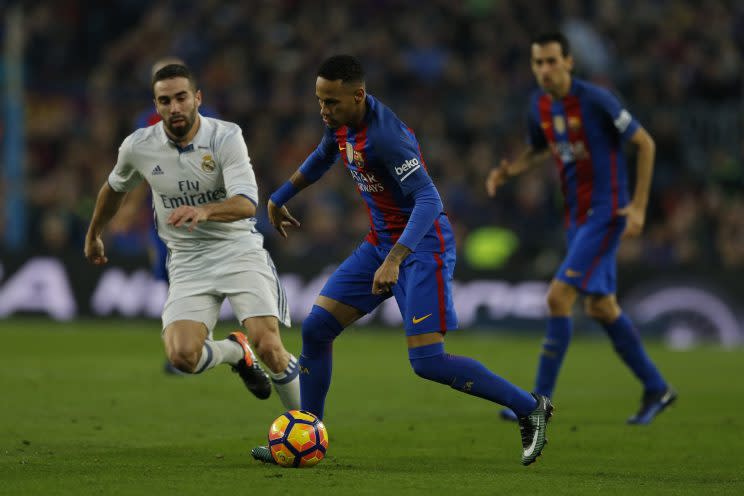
left=151, top=165, right=164, bottom=176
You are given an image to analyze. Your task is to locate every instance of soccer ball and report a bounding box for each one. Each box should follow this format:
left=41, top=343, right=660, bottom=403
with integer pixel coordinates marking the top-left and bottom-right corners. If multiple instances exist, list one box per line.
left=268, top=410, right=329, bottom=468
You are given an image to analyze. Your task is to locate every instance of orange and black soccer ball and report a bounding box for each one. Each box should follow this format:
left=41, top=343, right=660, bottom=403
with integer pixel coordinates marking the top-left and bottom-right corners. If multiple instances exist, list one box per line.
left=268, top=410, right=329, bottom=468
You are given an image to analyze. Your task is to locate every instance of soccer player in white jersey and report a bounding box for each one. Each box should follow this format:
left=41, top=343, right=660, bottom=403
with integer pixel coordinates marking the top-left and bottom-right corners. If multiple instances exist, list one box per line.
left=84, top=64, right=300, bottom=410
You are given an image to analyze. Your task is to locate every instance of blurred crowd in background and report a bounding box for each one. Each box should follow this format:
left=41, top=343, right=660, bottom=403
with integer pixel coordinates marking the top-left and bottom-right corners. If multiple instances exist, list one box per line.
left=5, top=0, right=744, bottom=277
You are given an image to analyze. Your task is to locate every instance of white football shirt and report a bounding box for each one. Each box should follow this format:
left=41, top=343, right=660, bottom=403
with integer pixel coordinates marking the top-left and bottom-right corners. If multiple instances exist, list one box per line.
left=108, top=115, right=263, bottom=251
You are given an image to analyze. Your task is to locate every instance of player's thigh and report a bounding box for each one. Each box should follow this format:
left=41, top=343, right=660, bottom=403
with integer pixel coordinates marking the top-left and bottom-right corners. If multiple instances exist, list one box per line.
left=162, top=292, right=222, bottom=340
left=394, top=250, right=458, bottom=336
left=319, top=241, right=389, bottom=319
left=223, top=249, right=290, bottom=328
left=555, top=217, right=624, bottom=294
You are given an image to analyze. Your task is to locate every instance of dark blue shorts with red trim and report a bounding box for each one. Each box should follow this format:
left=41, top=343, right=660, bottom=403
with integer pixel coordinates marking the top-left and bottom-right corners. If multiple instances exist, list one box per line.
left=320, top=241, right=458, bottom=335
left=555, top=216, right=627, bottom=295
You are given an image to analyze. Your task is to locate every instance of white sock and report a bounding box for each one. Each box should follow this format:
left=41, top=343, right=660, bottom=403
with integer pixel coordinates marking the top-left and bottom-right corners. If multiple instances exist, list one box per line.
left=193, top=339, right=243, bottom=373
left=268, top=354, right=301, bottom=410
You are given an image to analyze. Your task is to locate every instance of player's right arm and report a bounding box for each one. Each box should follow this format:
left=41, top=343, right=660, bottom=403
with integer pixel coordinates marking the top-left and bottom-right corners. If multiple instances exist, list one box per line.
left=85, top=135, right=143, bottom=264
left=85, top=183, right=127, bottom=265
left=486, top=103, right=551, bottom=197
left=485, top=146, right=552, bottom=197
left=267, top=128, right=340, bottom=238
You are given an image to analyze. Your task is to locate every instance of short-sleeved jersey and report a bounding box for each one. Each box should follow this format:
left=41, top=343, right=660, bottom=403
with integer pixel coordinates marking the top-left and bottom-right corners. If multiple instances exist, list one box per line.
left=108, top=115, right=263, bottom=251
left=527, top=78, right=640, bottom=228
left=304, top=94, right=454, bottom=252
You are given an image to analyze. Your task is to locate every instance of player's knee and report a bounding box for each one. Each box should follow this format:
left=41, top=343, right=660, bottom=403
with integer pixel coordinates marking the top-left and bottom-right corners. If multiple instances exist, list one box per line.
left=408, top=343, right=449, bottom=384
left=546, top=291, right=569, bottom=315
left=546, top=281, right=577, bottom=315
left=167, top=348, right=199, bottom=373
left=409, top=355, right=448, bottom=383
left=585, top=297, right=620, bottom=323
left=301, top=305, right=343, bottom=346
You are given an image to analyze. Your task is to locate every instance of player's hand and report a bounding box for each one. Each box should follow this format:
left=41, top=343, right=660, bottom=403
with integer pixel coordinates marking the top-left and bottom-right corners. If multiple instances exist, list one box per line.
left=267, top=200, right=301, bottom=239
left=167, top=205, right=208, bottom=231
left=617, top=203, right=646, bottom=239
left=485, top=160, right=510, bottom=197
left=84, top=235, right=108, bottom=265
left=372, top=259, right=399, bottom=295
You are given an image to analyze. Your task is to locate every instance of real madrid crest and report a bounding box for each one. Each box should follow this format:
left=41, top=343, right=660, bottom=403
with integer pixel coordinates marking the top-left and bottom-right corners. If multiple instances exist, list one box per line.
left=201, top=154, right=216, bottom=173
left=345, top=143, right=354, bottom=165
left=553, top=115, right=566, bottom=134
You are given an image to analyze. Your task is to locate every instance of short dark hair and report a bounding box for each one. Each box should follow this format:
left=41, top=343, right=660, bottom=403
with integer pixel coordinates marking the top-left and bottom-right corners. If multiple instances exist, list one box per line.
left=152, top=64, right=197, bottom=91
left=317, top=55, right=365, bottom=84
left=532, top=32, right=571, bottom=57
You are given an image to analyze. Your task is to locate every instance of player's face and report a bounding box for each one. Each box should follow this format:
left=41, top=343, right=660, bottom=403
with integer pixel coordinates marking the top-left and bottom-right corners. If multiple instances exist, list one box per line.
left=153, top=77, right=202, bottom=139
left=316, top=77, right=365, bottom=129
left=531, top=42, right=573, bottom=96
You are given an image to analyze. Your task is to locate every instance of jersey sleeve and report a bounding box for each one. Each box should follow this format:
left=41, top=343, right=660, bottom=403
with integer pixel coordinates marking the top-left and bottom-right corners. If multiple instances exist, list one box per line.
left=375, top=123, right=433, bottom=196
left=526, top=103, right=547, bottom=150
left=299, top=127, right=340, bottom=183
left=218, top=127, right=259, bottom=205
left=107, top=135, right=143, bottom=192
left=592, top=87, right=640, bottom=142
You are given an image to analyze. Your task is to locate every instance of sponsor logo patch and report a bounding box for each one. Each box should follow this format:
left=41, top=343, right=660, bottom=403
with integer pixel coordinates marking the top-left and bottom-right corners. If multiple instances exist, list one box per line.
left=394, top=158, right=420, bottom=181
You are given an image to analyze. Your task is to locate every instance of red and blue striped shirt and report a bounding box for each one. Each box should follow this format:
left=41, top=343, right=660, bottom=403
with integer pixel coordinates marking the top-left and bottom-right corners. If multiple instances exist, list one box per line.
left=299, top=95, right=454, bottom=252
left=527, top=78, right=640, bottom=228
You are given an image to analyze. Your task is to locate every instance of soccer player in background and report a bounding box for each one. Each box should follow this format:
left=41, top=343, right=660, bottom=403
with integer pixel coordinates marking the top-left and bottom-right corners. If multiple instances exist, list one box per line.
left=85, top=64, right=301, bottom=411
left=485, top=33, right=676, bottom=424
left=251, top=55, right=553, bottom=466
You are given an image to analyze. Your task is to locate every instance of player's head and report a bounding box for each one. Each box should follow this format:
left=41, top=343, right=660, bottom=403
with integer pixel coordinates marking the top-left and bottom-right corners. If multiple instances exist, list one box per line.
left=151, top=56, right=185, bottom=78
left=530, top=32, right=574, bottom=96
left=152, top=64, right=202, bottom=140
left=316, top=55, right=366, bottom=129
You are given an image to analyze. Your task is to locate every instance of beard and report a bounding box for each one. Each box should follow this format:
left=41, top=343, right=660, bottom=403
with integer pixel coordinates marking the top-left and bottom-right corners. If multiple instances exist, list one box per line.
left=165, top=110, right=196, bottom=138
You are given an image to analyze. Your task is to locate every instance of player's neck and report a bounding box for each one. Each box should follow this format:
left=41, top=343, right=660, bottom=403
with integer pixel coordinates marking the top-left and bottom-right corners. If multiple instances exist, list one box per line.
left=549, top=77, right=572, bottom=100
left=349, top=102, right=367, bottom=129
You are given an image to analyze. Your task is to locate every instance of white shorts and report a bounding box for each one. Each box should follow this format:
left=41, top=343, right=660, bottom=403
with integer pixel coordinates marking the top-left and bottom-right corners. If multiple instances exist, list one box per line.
left=162, top=242, right=290, bottom=333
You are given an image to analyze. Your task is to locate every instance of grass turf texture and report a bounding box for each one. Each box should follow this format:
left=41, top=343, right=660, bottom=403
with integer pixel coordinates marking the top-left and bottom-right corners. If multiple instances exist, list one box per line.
left=1, top=318, right=742, bottom=495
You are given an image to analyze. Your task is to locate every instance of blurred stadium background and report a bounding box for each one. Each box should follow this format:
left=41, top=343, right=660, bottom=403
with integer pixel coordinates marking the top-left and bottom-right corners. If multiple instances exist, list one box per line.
left=2, top=0, right=743, bottom=346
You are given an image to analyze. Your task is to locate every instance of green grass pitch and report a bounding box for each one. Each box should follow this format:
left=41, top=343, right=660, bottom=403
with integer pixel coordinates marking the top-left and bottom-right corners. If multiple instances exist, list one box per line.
left=1, top=318, right=742, bottom=495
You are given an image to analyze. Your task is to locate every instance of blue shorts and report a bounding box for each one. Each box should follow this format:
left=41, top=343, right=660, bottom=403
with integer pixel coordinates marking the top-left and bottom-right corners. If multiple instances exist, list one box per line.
left=320, top=241, right=458, bottom=335
left=555, top=216, right=626, bottom=295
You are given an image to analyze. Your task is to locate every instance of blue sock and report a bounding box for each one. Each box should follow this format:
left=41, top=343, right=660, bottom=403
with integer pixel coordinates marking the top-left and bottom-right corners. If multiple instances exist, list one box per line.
left=409, top=343, right=537, bottom=417
left=602, top=313, right=667, bottom=393
left=299, top=305, right=344, bottom=420
left=534, top=316, right=572, bottom=397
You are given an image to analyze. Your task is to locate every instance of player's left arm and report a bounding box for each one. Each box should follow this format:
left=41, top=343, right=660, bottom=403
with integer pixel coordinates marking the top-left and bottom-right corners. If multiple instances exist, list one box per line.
left=593, top=86, right=653, bottom=238
left=619, top=126, right=655, bottom=238
left=168, top=128, right=257, bottom=231
left=372, top=127, right=442, bottom=294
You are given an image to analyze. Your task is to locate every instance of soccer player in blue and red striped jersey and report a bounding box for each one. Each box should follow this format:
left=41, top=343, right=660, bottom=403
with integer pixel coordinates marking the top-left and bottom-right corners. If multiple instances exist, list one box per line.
left=486, top=33, right=676, bottom=425
left=251, top=55, right=553, bottom=466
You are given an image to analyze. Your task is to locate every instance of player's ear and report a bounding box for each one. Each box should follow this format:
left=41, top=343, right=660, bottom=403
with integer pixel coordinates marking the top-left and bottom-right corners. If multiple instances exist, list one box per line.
left=565, top=55, right=574, bottom=72
left=353, top=87, right=365, bottom=104
left=194, top=89, right=202, bottom=108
